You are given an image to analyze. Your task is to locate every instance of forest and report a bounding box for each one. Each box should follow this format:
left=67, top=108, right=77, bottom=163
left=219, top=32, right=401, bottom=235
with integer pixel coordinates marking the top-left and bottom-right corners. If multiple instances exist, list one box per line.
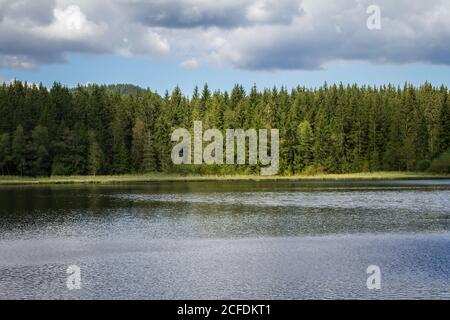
left=0, top=81, right=449, bottom=177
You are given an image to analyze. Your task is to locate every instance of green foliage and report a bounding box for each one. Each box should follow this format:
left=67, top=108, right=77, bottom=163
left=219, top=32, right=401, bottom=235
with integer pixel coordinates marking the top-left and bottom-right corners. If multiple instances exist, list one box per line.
left=87, top=130, right=104, bottom=176
left=0, top=133, right=11, bottom=175
left=30, top=125, right=50, bottom=176
left=295, top=120, right=314, bottom=171
left=51, top=126, right=86, bottom=175
left=429, top=151, right=450, bottom=173
left=12, top=125, right=26, bottom=176
left=131, top=118, right=146, bottom=172
left=416, top=160, right=431, bottom=172
left=0, top=81, right=449, bottom=176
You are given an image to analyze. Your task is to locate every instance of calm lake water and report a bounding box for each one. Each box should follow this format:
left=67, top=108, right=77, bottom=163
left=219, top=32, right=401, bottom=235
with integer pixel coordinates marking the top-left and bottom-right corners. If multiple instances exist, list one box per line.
left=0, top=180, right=449, bottom=299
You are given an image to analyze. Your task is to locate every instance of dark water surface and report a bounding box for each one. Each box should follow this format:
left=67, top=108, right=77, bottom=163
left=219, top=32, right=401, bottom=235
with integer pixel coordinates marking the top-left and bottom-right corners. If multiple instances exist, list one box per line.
left=0, top=180, right=449, bottom=299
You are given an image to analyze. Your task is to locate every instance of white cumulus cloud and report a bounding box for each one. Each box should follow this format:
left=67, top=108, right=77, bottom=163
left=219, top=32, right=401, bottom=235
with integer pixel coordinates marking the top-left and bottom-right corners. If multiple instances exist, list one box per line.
left=180, top=58, right=200, bottom=69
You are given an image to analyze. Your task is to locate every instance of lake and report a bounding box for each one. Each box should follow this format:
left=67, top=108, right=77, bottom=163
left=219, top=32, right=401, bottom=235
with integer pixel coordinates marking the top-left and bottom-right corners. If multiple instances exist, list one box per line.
left=0, top=180, right=449, bottom=299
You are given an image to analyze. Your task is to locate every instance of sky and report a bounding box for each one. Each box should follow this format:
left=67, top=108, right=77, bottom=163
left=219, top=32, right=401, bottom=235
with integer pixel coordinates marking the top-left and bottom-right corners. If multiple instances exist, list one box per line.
left=1, top=0, right=450, bottom=93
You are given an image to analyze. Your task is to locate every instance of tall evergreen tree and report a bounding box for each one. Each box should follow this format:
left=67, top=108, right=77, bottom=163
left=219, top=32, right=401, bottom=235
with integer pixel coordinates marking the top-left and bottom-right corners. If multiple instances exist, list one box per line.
left=131, top=118, right=146, bottom=172
left=31, top=125, right=50, bottom=176
left=12, top=125, right=26, bottom=176
left=295, top=120, right=314, bottom=172
left=438, top=94, right=450, bottom=154
left=87, top=130, right=103, bottom=176
left=0, top=133, right=11, bottom=175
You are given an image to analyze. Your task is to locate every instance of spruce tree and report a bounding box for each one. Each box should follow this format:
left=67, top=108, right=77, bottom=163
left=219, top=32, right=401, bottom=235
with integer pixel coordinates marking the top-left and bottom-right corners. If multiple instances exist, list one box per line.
left=12, top=125, right=26, bottom=176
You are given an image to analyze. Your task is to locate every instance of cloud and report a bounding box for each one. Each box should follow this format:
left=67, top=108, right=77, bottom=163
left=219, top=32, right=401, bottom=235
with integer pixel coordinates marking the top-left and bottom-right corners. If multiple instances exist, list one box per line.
left=0, top=0, right=171, bottom=69
left=180, top=58, right=200, bottom=69
left=123, top=0, right=301, bottom=28
left=0, top=0, right=450, bottom=71
left=193, top=0, right=450, bottom=70
left=0, top=0, right=55, bottom=25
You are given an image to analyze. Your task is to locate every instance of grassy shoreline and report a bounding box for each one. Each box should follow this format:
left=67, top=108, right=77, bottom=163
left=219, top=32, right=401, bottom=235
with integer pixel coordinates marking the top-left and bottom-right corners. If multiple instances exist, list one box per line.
left=0, top=172, right=449, bottom=185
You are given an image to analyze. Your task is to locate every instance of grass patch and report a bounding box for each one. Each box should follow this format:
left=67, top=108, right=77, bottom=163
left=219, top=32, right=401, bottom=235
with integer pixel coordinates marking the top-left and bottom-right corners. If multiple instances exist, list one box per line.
left=0, top=172, right=449, bottom=185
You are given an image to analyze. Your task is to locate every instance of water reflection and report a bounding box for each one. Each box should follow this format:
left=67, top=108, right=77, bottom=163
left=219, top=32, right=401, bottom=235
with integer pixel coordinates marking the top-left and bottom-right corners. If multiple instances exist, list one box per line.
left=0, top=181, right=449, bottom=240
left=0, top=180, right=449, bottom=299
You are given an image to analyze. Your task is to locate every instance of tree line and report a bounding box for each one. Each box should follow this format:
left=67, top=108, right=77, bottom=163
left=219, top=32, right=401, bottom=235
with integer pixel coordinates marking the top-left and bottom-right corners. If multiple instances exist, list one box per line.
left=0, top=81, right=449, bottom=176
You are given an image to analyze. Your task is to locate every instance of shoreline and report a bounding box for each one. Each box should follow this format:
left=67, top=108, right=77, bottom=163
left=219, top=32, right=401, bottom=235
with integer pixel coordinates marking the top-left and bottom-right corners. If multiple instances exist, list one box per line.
left=0, top=172, right=449, bottom=185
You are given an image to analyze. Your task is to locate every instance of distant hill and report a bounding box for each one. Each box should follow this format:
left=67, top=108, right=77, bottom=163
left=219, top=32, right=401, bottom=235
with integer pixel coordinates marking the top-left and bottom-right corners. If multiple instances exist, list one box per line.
left=104, top=84, right=148, bottom=95
left=76, top=83, right=148, bottom=95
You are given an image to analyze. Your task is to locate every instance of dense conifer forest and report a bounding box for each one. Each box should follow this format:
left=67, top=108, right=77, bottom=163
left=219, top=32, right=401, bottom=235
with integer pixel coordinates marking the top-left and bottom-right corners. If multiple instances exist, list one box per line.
left=0, top=81, right=449, bottom=176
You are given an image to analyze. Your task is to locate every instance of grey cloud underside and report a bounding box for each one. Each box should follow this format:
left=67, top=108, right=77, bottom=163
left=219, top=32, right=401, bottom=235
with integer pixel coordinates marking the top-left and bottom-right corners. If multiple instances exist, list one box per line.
left=0, top=0, right=55, bottom=24
left=0, top=0, right=449, bottom=70
left=0, top=31, right=104, bottom=64
left=239, top=31, right=450, bottom=70
left=124, top=0, right=300, bottom=28
left=127, top=2, right=247, bottom=28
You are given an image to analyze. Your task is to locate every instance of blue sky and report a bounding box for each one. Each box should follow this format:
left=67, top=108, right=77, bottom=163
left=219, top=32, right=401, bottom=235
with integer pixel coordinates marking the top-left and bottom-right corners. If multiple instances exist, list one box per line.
left=1, top=0, right=450, bottom=92
left=3, top=54, right=450, bottom=93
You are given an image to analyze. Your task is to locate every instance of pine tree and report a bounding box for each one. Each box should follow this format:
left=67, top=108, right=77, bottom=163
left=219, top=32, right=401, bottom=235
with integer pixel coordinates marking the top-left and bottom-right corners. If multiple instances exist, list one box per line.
left=398, top=85, right=418, bottom=170
left=111, top=112, right=130, bottom=174
left=438, top=93, right=450, bottom=154
left=131, top=118, right=146, bottom=172
left=51, top=126, right=86, bottom=175
left=0, top=133, right=11, bottom=175
left=142, top=131, right=157, bottom=173
left=31, top=125, right=50, bottom=176
left=295, top=120, right=314, bottom=172
left=87, top=130, right=103, bottom=176
left=12, top=125, right=26, bottom=176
